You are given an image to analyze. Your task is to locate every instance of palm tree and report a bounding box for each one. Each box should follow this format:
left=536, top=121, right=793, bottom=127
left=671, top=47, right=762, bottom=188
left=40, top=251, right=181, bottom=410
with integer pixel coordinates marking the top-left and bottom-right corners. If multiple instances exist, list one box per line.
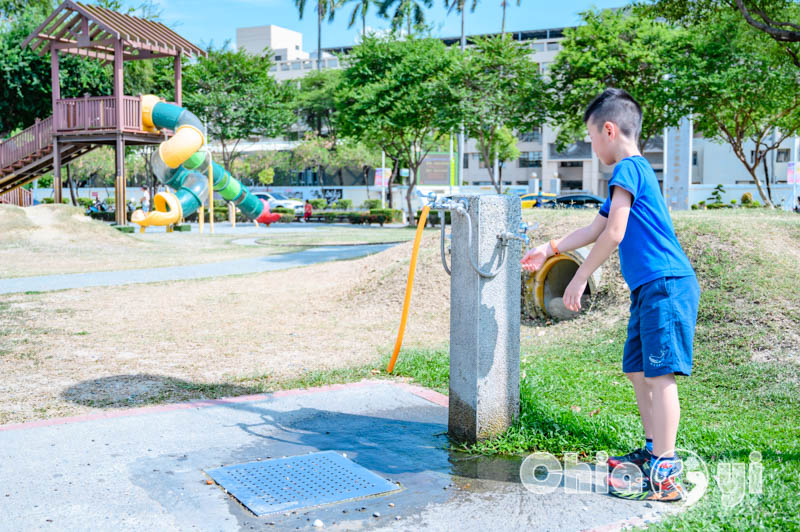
left=344, top=0, right=374, bottom=40
left=377, top=0, right=433, bottom=36
left=294, top=0, right=338, bottom=70
left=500, top=0, right=520, bottom=35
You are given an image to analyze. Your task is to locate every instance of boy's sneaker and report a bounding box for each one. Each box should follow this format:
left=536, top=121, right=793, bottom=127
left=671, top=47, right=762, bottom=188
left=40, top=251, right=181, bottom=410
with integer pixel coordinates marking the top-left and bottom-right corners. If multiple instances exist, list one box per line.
left=607, top=447, right=651, bottom=469
left=608, top=457, right=686, bottom=503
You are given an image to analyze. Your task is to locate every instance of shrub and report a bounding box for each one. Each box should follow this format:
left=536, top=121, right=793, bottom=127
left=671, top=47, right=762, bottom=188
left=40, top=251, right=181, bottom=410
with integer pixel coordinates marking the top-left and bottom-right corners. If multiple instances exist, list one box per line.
left=76, top=197, right=94, bottom=208
left=278, top=214, right=295, bottom=223
left=730, top=199, right=737, bottom=205
left=348, top=213, right=388, bottom=226
left=271, top=206, right=294, bottom=214
left=417, top=210, right=451, bottom=225
left=691, top=204, right=698, bottom=210
left=740, top=192, right=753, bottom=204
left=362, top=199, right=381, bottom=210
left=41, top=198, right=54, bottom=204
left=333, top=199, right=352, bottom=210
left=309, top=199, right=327, bottom=210
left=370, top=208, right=402, bottom=223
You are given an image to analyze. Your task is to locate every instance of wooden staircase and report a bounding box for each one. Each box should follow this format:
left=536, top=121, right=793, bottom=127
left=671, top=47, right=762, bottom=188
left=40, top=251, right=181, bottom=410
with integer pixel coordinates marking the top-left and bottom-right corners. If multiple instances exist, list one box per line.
left=0, top=116, right=98, bottom=195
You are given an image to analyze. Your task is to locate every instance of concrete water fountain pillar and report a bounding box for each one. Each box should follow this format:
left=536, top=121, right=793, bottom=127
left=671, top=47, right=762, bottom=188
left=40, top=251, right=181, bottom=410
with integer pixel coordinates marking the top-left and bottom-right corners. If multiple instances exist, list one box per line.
left=448, top=194, right=522, bottom=444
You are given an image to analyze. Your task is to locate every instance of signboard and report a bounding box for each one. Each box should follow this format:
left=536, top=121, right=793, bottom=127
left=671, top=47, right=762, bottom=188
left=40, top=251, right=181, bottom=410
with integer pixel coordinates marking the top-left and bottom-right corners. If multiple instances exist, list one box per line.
left=663, top=116, right=693, bottom=211
left=374, top=167, right=389, bottom=187
left=418, top=153, right=450, bottom=185
left=788, top=162, right=796, bottom=184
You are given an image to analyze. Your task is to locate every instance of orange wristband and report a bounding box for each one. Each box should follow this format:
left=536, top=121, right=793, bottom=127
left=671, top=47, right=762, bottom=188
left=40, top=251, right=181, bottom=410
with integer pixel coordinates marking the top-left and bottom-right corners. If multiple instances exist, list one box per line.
left=549, top=239, right=560, bottom=256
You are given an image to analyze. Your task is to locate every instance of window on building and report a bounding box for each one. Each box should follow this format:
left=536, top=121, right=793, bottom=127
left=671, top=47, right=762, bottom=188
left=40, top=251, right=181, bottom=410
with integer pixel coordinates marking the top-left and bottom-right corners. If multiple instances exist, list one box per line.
left=692, top=151, right=698, bottom=166
left=519, top=151, right=542, bottom=168
left=777, top=148, right=791, bottom=162
left=530, top=42, right=545, bottom=52
left=546, top=41, right=560, bottom=51
left=327, top=59, right=338, bottom=68
left=539, top=62, right=551, bottom=75
left=463, top=153, right=469, bottom=169
left=303, top=61, right=312, bottom=69
left=281, top=63, right=290, bottom=71
left=295, top=45, right=300, bottom=50
left=519, top=128, right=542, bottom=142
left=478, top=153, right=487, bottom=168
left=274, top=55, right=282, bottom=61
left=269, top=65, right=277, bottom=72
left=292, top=62, right=301, bottom=70
left=750, top=149, right=765, bottom=163
left=559, top=161, right=583, bottom=167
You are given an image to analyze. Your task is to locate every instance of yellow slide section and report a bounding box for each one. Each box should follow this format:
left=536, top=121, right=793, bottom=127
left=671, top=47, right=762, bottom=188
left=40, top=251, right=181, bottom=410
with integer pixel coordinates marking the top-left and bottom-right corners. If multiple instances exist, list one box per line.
left=130, top=192, right=183, bottom=232
left=159, top=125, right=205, bottom=169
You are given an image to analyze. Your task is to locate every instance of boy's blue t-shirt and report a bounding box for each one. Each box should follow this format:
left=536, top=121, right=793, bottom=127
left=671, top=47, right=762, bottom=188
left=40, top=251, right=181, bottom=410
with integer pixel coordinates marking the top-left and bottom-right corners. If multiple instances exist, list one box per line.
left=599, top=155, right=695, bottom=290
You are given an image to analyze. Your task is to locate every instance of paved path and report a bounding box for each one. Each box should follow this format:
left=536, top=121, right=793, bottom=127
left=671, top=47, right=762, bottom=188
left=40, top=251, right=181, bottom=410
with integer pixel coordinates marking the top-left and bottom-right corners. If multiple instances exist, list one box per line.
left=0, top=243, right=396, bottom=295
left=0, top=380, right=671, bottom=531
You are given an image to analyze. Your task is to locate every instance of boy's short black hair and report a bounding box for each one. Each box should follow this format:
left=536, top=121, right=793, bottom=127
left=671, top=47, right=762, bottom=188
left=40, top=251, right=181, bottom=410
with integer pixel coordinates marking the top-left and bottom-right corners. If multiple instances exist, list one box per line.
left=583, top=88, right=642, bottom=143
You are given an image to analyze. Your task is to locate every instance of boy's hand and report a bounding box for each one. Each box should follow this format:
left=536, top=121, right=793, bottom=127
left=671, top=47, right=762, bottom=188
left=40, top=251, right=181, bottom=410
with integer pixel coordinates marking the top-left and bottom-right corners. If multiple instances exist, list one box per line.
left=563, top=274, right=587, bottom=312
left=520, top=244, right=548, bottom=272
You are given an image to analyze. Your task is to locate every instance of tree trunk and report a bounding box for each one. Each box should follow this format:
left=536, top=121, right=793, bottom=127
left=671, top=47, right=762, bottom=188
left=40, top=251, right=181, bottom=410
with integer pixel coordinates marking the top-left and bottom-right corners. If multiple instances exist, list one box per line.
left=66, top=164, right=77, bottom=206
left=317, top=2, right=322, bottom=71
left=388, top=158, right=399, bottom=209
left=762, top=156, right=773, bottom=203
left=746, top=165, right=774, bottom=208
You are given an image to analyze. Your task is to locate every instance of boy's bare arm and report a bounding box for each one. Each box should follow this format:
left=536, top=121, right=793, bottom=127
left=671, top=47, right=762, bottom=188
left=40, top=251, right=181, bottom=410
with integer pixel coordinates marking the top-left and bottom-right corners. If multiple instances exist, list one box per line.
left=520, top=214, right=607, bottom=272
left=562, top=188, right=632, bottom=311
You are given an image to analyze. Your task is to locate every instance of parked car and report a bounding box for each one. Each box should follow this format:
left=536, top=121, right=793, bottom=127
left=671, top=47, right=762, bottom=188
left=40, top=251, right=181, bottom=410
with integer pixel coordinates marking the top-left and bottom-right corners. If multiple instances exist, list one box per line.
left=519, top=192, right=557, bottom=208
left=253, top=192, right=304, bottom=215
left=552, top=193, right=605, bottom=208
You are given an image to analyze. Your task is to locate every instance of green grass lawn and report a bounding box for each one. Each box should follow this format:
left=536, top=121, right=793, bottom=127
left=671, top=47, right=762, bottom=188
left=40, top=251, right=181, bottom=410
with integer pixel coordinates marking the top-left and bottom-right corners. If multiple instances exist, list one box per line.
left=385, top=210, right=800, bottom=530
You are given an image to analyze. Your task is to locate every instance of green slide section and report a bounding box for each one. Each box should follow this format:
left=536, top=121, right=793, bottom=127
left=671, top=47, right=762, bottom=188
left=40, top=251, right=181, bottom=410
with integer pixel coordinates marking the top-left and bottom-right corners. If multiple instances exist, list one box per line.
left=149, top=101, right=267, bottom=221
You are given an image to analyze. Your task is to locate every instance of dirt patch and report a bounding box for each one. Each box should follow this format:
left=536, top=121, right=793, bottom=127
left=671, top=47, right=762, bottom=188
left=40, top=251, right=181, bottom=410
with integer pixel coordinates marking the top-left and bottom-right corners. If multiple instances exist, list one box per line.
left=0, top=235, right=450, bottom=424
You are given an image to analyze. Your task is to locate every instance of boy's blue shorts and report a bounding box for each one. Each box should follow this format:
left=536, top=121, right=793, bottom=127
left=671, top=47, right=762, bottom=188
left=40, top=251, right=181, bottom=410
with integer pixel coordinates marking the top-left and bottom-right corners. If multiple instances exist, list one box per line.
left=623, top=275, right=700, bottom=377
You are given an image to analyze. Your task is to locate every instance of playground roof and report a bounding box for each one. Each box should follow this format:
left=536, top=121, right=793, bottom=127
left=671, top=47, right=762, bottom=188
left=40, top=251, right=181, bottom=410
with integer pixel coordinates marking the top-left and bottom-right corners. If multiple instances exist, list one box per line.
left=22, top=0, right=206, bottom=62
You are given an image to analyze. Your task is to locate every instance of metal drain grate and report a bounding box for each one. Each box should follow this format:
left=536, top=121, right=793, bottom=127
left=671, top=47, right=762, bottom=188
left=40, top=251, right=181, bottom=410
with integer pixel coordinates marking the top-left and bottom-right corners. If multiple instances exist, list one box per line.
left=205, top=451, right=400, bottom=516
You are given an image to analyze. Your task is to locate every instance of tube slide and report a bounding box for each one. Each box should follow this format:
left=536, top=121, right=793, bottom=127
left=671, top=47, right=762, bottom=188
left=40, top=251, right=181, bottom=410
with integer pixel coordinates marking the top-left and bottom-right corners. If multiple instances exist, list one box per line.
left=523, top=247, right=602, bottom=320
left=131, top=94, right=280, bottom=231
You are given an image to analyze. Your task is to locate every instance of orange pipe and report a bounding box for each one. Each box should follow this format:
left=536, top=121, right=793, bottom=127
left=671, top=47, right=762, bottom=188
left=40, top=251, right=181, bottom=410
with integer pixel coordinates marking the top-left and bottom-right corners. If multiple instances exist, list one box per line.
left=386, top=205, right=430, bottom=373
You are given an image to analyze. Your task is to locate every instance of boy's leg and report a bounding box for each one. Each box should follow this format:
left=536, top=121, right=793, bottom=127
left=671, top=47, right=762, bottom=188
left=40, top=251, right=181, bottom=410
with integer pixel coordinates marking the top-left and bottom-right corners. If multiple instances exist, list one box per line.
left=646, top=373, right=680, bottom=458
left=626, top=371, right=654, bottom=441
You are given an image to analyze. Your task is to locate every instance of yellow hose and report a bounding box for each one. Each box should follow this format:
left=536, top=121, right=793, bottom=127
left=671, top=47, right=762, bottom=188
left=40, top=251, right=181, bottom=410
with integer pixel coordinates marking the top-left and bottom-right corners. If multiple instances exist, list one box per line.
left=386, top=205, right=430, bottom=373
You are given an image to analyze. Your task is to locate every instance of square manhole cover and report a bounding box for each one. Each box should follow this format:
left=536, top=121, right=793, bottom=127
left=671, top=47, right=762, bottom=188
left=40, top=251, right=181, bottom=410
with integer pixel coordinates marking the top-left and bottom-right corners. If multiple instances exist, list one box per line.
left=205, top=451, right=401, bottom=516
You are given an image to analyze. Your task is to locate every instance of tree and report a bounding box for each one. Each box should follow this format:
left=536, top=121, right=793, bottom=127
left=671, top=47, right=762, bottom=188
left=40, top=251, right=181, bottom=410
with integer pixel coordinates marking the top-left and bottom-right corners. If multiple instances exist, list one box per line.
left=547, top=8, right=690, bottom=153
left=293, top=132, right=333, bottom=184
left=183, top=46, right=296, bottom=172
left=294, top=69, right=342, bottom=138
left=491, top=126, right=520, bottom=182
left=672, top=13, right=800, bottom=207
left=453, top=34, right=547, bottom=192
left=501, top=0, right=520, bottom=35
left=344, top=0, right=375, bottom=39
left=294, top=0, right=338, bottom=70
left=0, top=6, right=112, bottom=136
left=336, top=35, right=461, bottom=224
left=332, top=138, right=381, bottom=192
left=642, top=0, right=800, bottom=67
left=377, top=0, right=433, bottom=35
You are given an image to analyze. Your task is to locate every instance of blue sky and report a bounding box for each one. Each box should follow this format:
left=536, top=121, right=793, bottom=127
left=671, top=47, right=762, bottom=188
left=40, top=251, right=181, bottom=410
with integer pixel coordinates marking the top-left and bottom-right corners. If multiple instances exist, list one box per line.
left=137, top=0, right=631, bottom=51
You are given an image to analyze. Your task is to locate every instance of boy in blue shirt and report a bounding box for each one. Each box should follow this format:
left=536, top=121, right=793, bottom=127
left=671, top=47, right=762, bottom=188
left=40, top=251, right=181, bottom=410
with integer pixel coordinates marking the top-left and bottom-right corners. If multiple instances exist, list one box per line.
left=521, top=88, right=700, bottom=502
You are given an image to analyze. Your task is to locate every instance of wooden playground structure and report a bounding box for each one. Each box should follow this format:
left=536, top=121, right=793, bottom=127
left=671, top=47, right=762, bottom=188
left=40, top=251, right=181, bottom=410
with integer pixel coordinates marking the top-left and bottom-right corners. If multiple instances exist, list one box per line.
left=0, top=1, right=205, bottom=225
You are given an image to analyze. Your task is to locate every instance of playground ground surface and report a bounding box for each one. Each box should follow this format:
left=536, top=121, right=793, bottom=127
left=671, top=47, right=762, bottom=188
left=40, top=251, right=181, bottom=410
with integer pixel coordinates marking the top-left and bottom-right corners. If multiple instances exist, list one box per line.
left=1, top=205, right=799, bottom=529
